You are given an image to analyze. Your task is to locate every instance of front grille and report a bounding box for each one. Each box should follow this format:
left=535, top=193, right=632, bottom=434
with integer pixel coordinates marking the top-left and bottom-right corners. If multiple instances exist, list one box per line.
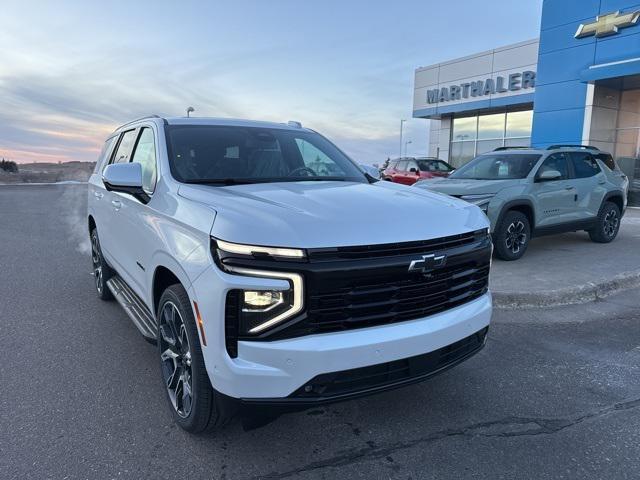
left=223, top=233, right=492, bottom=341
left=290, top=328, right=488, bottom=399
left=305, top=261, right=489, bottom=334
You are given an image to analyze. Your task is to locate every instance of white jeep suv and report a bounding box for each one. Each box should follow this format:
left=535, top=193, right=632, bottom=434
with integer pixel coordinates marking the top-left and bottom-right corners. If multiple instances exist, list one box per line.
left=88, top=115, right=492, bottom=432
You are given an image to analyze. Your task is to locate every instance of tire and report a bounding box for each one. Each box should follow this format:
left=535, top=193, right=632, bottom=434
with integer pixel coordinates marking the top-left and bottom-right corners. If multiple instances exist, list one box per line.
left=493, top=211, right=531, bottom=261
left=157, top=284, right=236, bottom=433
left=90, top=228, right=114, bottom=300
left=588, top=201, right=621, bottom=243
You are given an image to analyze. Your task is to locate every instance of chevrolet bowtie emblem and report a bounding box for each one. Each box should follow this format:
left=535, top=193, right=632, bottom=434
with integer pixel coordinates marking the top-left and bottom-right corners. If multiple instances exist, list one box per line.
left=408, top=254, right=447, bottom=274
left=575, top=10, right=640, bottom=38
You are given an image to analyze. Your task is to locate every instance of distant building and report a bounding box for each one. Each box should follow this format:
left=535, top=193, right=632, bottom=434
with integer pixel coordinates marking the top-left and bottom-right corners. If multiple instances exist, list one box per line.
left=413, top=0, right=640, bottom=202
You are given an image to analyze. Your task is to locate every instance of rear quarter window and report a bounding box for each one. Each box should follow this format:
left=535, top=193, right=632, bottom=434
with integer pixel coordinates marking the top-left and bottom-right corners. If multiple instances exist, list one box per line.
left=595, top=153, right=616, bottom=171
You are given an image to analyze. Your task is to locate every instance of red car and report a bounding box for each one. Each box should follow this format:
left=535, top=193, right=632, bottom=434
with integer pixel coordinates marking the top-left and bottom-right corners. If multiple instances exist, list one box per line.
left=382, top=157, right=454, bottom=185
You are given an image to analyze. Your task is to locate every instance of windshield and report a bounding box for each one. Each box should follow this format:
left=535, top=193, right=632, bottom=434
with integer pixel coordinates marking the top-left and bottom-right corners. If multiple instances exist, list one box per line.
left=449, top=153, right=541, bottom=180
left=166, top=125, right=367, bottom=184
left=417, top=159, right=453, bottom=172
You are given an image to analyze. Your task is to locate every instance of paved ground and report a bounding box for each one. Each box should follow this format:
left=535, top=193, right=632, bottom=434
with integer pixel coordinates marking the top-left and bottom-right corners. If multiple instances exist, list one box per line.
left=490, top=208, right=640, bottom=306
left=2, top=184, right=640, bottom=480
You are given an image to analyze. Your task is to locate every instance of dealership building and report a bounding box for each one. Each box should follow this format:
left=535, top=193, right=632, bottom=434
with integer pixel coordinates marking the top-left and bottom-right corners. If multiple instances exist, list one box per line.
left=413, top=0, right=640, bottom=201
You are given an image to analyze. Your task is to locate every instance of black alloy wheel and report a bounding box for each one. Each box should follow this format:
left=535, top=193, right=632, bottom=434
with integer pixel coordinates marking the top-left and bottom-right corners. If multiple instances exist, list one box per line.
left=90, top=229, right=113, bottom=300
left=159, top=300, right=194, bottom=419
left=494, top=211, right=531, bottom=261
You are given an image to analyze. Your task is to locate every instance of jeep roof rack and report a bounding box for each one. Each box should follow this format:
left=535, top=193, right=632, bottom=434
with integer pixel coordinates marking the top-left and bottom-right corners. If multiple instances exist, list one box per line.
left=547, top=144, right=599, bottom=151
left=493, top=146, right=531, bottom=151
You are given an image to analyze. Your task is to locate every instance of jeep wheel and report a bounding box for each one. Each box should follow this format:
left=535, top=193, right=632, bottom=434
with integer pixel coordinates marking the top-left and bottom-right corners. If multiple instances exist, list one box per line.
left=90, top=229, right=114, bottom=300
left=494, top=211, right=530, bottom=261
left=588, top=201, right=621, bottom=243
left=157, top=284, right=236, bottom=433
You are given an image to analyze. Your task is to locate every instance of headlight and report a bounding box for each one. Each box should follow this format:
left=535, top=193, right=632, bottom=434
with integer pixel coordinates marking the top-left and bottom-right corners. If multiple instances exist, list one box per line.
left=459, top=194, right=494, bottom=204
left=243, top=290, right=284, bottom=311
left=225, top=266, right=304, bottom=335
left=460, top=194, right=494, bottom=212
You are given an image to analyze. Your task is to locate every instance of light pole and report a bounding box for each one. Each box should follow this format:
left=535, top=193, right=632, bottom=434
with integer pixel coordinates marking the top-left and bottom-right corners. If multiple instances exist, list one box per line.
left=186, top=106, right=195, bottom=118
left=404, top=140, right=412, bottom=157
left=399, top=119, right=406, bottom=159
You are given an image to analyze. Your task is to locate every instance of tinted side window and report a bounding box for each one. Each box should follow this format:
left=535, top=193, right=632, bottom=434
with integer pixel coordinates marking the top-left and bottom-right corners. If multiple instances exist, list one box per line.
left=130, top=127, right=157, bottom=193
left=570, top=152, right=600, bottom=178
left=111, top=129, right=138, bottom=164
left=538, top=153, right=569, bottom=180
left=95, top=136, right=118, bottom=173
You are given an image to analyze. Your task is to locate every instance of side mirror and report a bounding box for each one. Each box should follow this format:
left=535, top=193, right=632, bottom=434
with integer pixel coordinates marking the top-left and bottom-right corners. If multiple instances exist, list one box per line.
left=536, top=169, right=562, bottom=182
left=409, top=167, right=418, bottom=174
left=103, top=163, right=149, bottom=203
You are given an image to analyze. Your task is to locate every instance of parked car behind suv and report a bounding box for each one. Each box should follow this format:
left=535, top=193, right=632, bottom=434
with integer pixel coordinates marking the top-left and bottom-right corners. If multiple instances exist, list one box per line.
left=87, top=116, right=492, bottom=433
left=414, top=146, right=628, bottom=260
left=383, top=157, right=454, bottom=185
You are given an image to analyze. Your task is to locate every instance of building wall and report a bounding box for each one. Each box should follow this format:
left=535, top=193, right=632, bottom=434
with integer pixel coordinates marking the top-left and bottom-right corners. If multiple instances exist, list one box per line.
left=532, top=0, right=640, bottom=147
left=427, top=118, right=452, bottom=159
left=413, top=39, right=538, bottom=119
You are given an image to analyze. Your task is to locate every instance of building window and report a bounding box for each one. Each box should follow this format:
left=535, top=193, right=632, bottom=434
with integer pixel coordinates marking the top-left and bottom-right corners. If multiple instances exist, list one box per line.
left=449, top=110, right=532, bottom=167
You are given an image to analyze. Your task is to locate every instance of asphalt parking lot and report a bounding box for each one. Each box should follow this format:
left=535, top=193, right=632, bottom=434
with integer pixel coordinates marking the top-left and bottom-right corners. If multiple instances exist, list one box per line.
left=2, top=184, right=640, bottom=480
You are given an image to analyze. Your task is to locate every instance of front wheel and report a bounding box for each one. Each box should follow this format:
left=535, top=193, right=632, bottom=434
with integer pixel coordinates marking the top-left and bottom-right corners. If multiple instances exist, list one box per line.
left=157, top=284, right=236, bottom=433
left=493, top=211, right=531, bottom=261
left=588, top=201, right=621, bottom=243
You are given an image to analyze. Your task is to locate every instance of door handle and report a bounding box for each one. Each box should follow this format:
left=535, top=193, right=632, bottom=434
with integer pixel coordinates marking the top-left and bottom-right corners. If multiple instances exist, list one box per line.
left=111, top=200, right=122, bottom=209
left=565, top=186, right=575, bottom=190
left=94, top=191, right=104, bottom=199
left=598, top=180, right=606, bottom=185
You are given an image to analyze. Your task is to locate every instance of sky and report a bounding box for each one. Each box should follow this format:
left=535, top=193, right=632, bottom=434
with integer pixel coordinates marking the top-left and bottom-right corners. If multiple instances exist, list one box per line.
left=0, top=0, right=543, bottom=165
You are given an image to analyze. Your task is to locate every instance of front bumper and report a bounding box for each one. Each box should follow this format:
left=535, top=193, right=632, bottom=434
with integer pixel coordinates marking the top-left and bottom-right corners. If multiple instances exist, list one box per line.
left=189, top=263, right=492, bottom=400
left=242, top=326, right=488, bottom=406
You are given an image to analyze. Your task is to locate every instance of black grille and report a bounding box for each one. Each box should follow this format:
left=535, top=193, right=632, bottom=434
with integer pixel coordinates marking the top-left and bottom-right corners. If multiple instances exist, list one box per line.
left=306, top=229, right=483, bottom=261
left=305, top=261, right=489, bottom=334
left=290, top=328, right=488, bottom=400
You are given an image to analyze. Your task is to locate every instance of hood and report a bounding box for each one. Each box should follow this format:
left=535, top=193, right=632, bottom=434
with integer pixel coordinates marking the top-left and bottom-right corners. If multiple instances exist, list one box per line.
left=415, top=177, right=521, bottom=196
left=178, top=181, right=488, bottom=248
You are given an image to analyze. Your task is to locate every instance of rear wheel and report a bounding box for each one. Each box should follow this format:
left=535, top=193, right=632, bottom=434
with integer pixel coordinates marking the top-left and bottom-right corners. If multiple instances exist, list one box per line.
left=588, top=201, right=621, bottom=243
left=157, top=284, right=236, bottom=433
left=90, top=229, right=113, bottom=300
left=494, top=211, right=531, bottom=261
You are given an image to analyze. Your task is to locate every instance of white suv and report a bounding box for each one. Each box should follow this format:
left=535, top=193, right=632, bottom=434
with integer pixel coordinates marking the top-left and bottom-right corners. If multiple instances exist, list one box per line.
left=88, top=116, right=492, bottom=432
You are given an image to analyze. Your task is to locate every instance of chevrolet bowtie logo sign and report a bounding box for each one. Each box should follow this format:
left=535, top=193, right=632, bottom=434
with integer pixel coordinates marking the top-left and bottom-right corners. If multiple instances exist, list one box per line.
left=575, top=10, right=640, bottom=38
left=408, top=254, right=447, bottom=274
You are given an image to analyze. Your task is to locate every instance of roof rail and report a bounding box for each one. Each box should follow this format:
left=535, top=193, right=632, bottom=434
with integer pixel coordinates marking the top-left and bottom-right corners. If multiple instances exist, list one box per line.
left=493, top=146, right=531, bottom=151
left=547, top=144, right=599, bottom=151
left=116, top=114, right=163, bottom=130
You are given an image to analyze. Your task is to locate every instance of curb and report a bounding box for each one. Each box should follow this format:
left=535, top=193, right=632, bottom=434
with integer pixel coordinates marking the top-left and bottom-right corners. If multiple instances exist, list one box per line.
left=492, top=270, right=640, bottom=309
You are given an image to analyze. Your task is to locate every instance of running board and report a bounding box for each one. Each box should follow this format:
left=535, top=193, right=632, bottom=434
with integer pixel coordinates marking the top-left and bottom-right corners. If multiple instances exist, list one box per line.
left=106, top=276, right=158, bottom=343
